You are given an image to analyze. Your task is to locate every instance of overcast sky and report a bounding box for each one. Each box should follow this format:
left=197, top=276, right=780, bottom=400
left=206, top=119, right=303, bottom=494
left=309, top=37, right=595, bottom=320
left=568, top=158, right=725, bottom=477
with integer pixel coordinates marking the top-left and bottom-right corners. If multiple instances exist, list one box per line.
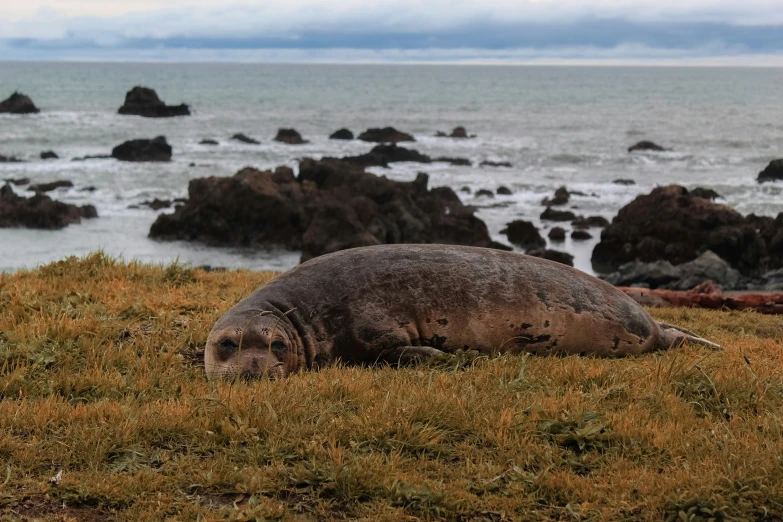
left=1, top=0, right=782, bottom=64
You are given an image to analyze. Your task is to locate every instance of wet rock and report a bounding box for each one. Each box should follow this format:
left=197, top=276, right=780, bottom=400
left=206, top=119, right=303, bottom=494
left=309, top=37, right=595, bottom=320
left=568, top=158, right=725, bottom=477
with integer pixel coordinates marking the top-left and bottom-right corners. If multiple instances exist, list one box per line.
left=329, top=128, right=354, bottom=140
left=72, top=154, right=111, bottom=162
left=542, top=186, right=570, bottom=206
left=199, top=139, right=219, bottom=145
left=526, top=248, right=574, bottom=267
left=501, top=220, right=546, bottom=250
left=0, top=183, right=97, bottom=229
left=3, top=178, right=29, bottom=186
left=112, top=136, right=172, bottom=162
left=475, top=189, right=495, bottom=198
left=274, top=128, right=308, bottom=144
left=690, top=187, right=722, bottom=200
left=757, top=159, right=783, bottom=183
left=0, top=92, right=39, bottom=114
left=0, top=154, right=22, bottom=163
left=343, top=144, right=431, bottom=167
left=40, top=151, right=58, bottom=160
left=592, top=185, right=766, bottom=275
left=571, top=229, right=593, bottom=240
left=357, top=127, right=415, bottom=143
left=572, top=215, right=610, bottom=229
left=496, top=186, right=513, bottom=195
left=435, top=157, right=471, bottom=166
left=602, top=251, right=743, bottom=291
left=30, top=180, right=74, bottom=193
left=141, top=199, right=173, bottom=210
left=480, top=161, right=512, bottom=168
left=436, top=126, right=474, bottom=138
left=628, top=140, right=666, bottom=152
left=117, top=86, right=190, bottom=117
left=612, top=179, right=636, bottom=185
left=540, top=207, right=576, bottom=222
left=548, top=227, right=566, bottom=241
left=459, top=186, right=472, bottom=194
left=231, top=133, right=260, bottom=144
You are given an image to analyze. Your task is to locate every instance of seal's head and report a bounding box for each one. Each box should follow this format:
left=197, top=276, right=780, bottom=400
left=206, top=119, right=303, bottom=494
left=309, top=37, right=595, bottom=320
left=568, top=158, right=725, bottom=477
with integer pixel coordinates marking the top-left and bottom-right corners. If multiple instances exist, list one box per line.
left=205, top=310, right=296, bottom=380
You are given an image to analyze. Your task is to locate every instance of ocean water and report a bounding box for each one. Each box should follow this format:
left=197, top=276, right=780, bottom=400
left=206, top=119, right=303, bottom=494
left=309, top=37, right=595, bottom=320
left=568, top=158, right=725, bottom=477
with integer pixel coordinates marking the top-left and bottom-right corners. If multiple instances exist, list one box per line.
left=1, top=62, right=782, bottom=273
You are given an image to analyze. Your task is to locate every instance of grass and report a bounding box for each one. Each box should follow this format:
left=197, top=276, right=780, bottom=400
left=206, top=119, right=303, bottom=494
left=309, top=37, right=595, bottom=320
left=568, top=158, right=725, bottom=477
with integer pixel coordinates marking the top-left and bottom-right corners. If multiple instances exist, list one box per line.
left=1, top=253, right=783, bottom=521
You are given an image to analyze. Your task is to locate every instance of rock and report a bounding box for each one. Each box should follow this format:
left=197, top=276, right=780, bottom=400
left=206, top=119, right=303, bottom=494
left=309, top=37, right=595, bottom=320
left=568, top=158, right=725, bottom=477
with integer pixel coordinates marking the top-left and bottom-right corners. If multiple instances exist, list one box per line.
left=490, top=241, right=513, bottom=251
left=592, top=185, right=767, bottom=275
left=612, top=179, right=636, bottom=185
left=757, top=159, right=783, bottom=183
left=480, top=161, right=512, bottom=168
left=548, top=227, right=566, bottom=241
left=0, top=92, right=39, bottom=114
left=690, top=187, right=722, bottom=200
left=628, top=141, right=666, bottom=152
left=30, top=180, right=74, bottom=193
left=71, top=155, right=111, bottom=162
left=0, top=184, right=97, bottom=229
left=357, top=127, right=415, bottom=143
left=572, top=215, right=610, bottom=229
left=496, top=186, right=513, bottom=195
left=436, top=126, right=473, bottom=138
left=111, top=136, right=172, bottom=162
left=435, top=157, right=471, bottom=166
left=3, top=178, right=29, bottom=186
left=501, top=220, right=545, bottom=250
left=476, top=189, right=495, bottom=198
left=542, top=186, right=569, bottom=206
left=571, top=230, right=593, bottom=240
left=540, top=207, right=576, bottom=221
left=200, top=139, right=219, bottom=145
left=459, top=186, right=472, bottom=194
left=117, top=86, right=190, bottom=118
left=526, top=248, right=574, bottom=267
left=40, top=151, right=58, bottom=160
left=231, top=133, right=260, bottom=144
left=149, top=158, right=495, bottom=263
left=141, top=199, right=173, bottom=210
left=0, top=154, right=22, bottom=163
left=80, top=186, right=97, bottom=192
left=274, top=128, right=308, bottom=144
left=343, top=144, right=431, bottom=167
left=329, top=128, right=354, bottom=140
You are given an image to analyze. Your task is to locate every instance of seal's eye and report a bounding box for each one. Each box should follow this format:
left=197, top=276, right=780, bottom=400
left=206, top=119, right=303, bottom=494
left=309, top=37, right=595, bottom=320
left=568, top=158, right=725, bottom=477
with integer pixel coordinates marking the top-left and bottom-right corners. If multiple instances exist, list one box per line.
left=270, top=340, right=286, bottom=353
left=218, top=339, right=238, bottom=350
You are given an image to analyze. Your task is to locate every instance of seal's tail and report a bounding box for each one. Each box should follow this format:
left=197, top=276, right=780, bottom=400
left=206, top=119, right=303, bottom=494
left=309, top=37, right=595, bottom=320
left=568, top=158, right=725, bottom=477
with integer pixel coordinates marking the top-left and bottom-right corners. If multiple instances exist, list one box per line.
left=658, top=322, right=721, bottom=350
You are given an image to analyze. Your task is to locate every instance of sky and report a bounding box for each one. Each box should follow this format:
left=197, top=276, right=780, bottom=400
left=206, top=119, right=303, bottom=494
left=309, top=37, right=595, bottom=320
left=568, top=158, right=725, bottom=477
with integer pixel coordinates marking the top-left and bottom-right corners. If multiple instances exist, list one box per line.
left=1, top=0, right=782, bottom=64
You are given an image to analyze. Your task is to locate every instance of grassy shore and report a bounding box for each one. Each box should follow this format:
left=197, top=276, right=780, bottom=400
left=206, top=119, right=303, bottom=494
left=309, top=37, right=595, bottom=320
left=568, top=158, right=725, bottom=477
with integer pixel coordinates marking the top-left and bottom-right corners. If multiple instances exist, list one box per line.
left=1, top=253, right=782, bottom=521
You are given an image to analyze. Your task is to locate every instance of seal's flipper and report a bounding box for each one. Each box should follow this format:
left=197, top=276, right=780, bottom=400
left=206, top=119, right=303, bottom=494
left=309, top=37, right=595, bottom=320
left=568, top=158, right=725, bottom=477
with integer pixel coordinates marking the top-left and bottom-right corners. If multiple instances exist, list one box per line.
left=658, top=322, right=720, bottom=350
left=377, top=346, right=447, bottom=365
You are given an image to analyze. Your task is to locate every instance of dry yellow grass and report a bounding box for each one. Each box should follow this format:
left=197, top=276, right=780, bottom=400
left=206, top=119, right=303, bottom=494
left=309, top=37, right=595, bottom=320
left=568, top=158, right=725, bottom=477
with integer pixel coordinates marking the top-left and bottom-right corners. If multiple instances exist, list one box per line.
left=1, top=253, right=782, bottom=521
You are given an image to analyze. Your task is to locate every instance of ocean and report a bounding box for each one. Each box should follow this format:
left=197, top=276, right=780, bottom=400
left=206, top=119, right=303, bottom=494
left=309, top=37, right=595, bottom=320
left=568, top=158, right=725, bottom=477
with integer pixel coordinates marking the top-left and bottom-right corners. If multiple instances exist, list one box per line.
left=1, top=62, right=782, bottom=274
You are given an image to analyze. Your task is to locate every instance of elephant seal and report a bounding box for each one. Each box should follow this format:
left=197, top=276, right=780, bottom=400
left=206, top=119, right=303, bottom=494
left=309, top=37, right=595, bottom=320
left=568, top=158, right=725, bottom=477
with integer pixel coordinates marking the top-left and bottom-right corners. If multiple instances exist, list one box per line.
left=205, top=244, right=718, bottom=380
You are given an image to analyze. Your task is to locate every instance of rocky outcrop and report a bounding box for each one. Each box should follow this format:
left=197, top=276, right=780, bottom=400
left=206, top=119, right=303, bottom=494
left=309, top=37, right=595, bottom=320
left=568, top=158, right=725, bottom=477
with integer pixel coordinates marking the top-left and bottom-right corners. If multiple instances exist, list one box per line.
left=480, top=161, right=512, bottom=168
left=357, top=127, right=415, bottom=143
left=526, top=248, right=574, bottom=267
left=757, top=159, right=783, bottom=183
left=690, top=187, right=722, bottom=200
left=0, top=154, right=22, bottom=163
left=112, top=136, right=172, bottom=162
left=572, top=216, right=610, bottom=229
left=117, top=86, right=190, bottom=118
left=329, top=129, right=354, bottom=140
left=542, top=187, right=569, bottom=206
left=30, top=180, right=73, bottom=193
left=0, top=92, right=39, bottom=114
left=571, top=230, right=592, bottom=240
left=548, top=227, right=566, bottom=241
left=435, top=126, right=474, bottom=138
left=149, top=158, right=497, bottom=263
left=342, top=144, right=431, bottom=167
left=496, top=186, right=512, bottom=195
left=0, top=184, right=97, bottom=229
left=231, top=133, right=260, bottom=144
left=541, top=207, right=576, bottom=222
left=591, top=185, right=767, bottom=275
left=3, top=178, right=29, bottom=186
left=628, top=141, right=666, bottom=152
left=274, top=128, right=308, bottom=144
left=40, top=151, right=58, bottom=160
left=200, top=139, right=219, bottom=145
left=612, top=179, right=635, bottom=185
left=500, top=220, right=545, bottom=250
left=435, top=157, right=471, bottom=166
left=476, top=189, right=494, bottom=198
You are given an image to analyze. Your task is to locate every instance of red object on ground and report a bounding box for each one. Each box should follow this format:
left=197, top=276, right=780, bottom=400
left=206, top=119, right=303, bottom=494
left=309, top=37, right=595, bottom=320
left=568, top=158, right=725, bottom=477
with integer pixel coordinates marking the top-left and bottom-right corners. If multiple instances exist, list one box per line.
left=617, top=281, right=783, bottom=315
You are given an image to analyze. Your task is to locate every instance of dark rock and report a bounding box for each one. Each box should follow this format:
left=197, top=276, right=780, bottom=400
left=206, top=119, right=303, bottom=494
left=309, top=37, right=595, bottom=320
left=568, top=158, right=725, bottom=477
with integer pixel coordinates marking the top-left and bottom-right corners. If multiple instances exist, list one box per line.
left=476, top=189, right=495, bottom=198
left=30, top=180, right=73, bottom=193
left=343, top=143, right=431, bottom=167
left=496, top=186, right=513, bottom=195
left=500, top=220, right=546, bottom=250
left=572, top=215, right=610, bottom=229
left=0, top=154, right=22, bottom=163
left=690, top=187, right=722, bottom=200
left=612, top=179, right=636, bottom=185
left=0, top=92, right=39, bottom=114
left=628, top=141, right=666, bottom=152
left=80, top=186, right=97, bottom=192
left=757, top=159, right=783, bottom=183
left=199, top=139, right=219, bottom=145
left=357, top=127, right=415, bottom=143
left=329, top=128, right=354, bottom=140
left=542, top=186, right=570, bottom=206
left=490, top=241, right=513, bottom=251
left=435, top=157, right=471, bottom=166
left=149, top=158, right=495, bottom=263
left=602, top=251, right=743, bottom=291
left=591, top=185, right=767, bottom=275
left=189, top=163, right=196, bottom=167
left=112, top=136, right=172, bottom=162
left=548, top=227, right=566, bottom=241
left=3, top=178, right=29, bottom=186
left=231, top=133, right=260, bottom=144
left=117, top=86, right=190, bottom=118
left=541, top=207, right=576, bottom=221
left=0, top=184, right=96, bottom=229
left=526, top=248, right=574, bottom=267
left=571, top=230, right=593, bottom=240
left=274, top=128, right=308, bottom=144
left=480, top=161, right=512, bottom=168
left=436, top=126, right=473, bottom=138
left=72, top=155, right=111, bottom=162
left=459, top=186, right=472, bottom=194
left=142, top=199, right=173, bottom=210
left=40, top=151, right=58, bottom=160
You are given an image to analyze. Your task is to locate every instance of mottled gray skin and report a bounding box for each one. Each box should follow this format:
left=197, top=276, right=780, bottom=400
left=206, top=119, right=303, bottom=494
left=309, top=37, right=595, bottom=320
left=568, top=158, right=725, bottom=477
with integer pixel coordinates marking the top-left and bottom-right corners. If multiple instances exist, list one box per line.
left=205, top=244, right=717, bottom=380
